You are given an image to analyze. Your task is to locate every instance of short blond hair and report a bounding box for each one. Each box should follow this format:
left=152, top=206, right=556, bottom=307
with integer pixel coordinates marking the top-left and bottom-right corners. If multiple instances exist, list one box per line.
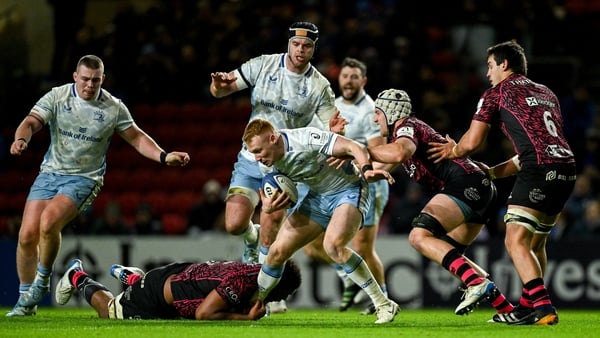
left=242, top=118, right=276, bottom=144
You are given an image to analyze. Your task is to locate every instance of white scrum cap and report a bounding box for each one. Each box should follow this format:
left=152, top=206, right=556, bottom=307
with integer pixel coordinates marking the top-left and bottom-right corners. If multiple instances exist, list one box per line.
left=374, top=89, right=412, bottom=125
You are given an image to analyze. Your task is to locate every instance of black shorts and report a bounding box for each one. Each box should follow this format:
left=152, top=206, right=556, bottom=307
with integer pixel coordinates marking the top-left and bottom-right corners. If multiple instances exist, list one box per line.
left=442, top=173, right=497, bottom=224
left=116, top=262, right=190, bottom=319
left=507, top=163, right=576, bottom=216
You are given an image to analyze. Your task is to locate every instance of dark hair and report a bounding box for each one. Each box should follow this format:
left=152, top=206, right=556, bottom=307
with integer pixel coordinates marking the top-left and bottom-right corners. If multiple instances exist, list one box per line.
left=341, top=57, right=367, bottom=77
left=264, top=259, right=302, bottom=303
left=487, top=41, right=527, bottom=75
left=76, top=55, right=104, bottom=71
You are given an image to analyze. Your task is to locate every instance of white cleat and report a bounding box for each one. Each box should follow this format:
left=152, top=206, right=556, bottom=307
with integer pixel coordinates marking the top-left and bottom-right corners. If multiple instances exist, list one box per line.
left=374, top=300, right=400, bottom=324
left=55, top=259, right=82, bottom=305
left=455, top=279, right=495, bottom=315
left=267, top=299, right=288, bottom=314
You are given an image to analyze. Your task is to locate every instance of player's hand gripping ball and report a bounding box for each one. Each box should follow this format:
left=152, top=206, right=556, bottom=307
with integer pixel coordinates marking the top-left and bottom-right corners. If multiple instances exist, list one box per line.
left=262, top=173, right=298, bottom=207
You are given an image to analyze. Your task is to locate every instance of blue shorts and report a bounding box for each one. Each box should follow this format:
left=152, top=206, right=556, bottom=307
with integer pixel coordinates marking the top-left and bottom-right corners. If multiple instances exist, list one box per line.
left=295, top=181, right=370, bottom=228
left=28, top=172, right=100, bottom=212
left=363, top=180, right=389, bottom=227
left=227, top=153, right=263, bottom=206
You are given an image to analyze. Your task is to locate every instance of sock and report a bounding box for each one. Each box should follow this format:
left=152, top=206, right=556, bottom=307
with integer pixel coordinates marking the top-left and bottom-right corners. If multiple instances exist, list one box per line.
left=73, top=272, right=109, bottom=304
left=259, top=245, right=269, bottom=264
left=333, top=264, right=353, bottom=288
left=342, top=250, right=388, bottom=308
left=442, top=248, right=485, bottom=287
left=257, top=263, right=283, bottom=301
left=243, top=222, right=258, bottom=244
left=127, top=274, right=143, bottom=285
left=18, top=283, right=31, bottom=294
left=518, top=287, right=533, bottom=308
left=72, top=270, right=88, bottom=288
left=380, top=283, right=388, bottom=297
left=488, top=288, right=515, bottom=313
left=525, top=278, right=553, bottom=312
left=35, top=263, right=52, bottom=285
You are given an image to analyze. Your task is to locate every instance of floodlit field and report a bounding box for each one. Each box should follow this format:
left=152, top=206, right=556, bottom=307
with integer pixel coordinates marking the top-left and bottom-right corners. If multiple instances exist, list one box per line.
left=1, top=307, right=598, bottom=338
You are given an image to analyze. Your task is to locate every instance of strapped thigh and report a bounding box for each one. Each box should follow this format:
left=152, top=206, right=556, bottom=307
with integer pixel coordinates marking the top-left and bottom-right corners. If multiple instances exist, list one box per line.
left=412, top=213, right=446, bottom=238
left=504, top=208, right=552, bottom=234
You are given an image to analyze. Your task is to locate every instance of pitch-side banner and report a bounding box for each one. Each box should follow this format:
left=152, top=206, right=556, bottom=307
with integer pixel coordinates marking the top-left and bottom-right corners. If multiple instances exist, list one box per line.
left=1, top=236, right=598, bottom=308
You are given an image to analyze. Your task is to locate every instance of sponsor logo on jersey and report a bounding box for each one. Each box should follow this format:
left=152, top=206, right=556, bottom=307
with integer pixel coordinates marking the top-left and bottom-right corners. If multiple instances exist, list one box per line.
left=63, top=103, right=72, bottom=112
left=545, top=170, right=557, bottom=181
left=526, top=97, right=538, bottom=106
left=224, top=286, right=240, bottom=304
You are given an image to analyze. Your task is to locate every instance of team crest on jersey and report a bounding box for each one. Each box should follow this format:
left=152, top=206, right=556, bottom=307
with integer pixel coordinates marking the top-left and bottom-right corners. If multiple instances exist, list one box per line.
left=526, top=97, right=538, bottom=106
left=298, top=85, right=308, bottom=98
left=93, top=110, right=105, bottom=122
left=395, top=126, right=414, bottom=138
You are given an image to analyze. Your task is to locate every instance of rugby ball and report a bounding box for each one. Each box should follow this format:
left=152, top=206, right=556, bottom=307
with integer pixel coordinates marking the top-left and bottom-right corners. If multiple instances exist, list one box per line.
left=262, top=172, right=298, bottom=206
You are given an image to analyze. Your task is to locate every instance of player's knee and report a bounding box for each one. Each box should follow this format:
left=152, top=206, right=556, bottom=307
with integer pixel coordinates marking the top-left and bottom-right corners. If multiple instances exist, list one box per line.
left=322, top=241, right=345, bottom=263
left=409, top=213, right=445, bottom=250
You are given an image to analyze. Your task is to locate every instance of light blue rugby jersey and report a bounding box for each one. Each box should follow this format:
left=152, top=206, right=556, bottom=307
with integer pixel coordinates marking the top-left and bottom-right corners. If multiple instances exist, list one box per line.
left=32, top=83, right=133, bottom=185
left=235, top=53, right=337, bottom=160
left=273, top=127, right=361, bottom=194
left=334, top=91, right=380, bottom=146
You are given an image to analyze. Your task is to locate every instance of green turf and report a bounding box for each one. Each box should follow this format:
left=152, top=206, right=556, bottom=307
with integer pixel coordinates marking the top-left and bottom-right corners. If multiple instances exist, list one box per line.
left=1, top=307, right=597, bottom=338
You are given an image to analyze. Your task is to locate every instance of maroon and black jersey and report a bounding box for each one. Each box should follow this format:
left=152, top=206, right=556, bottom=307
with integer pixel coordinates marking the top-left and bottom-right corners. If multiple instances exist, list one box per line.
left=392, top=116, right=484, bottom=191
left=168, top=260, right=261, bottom=319
left=473, top=73, right=574, bottom=165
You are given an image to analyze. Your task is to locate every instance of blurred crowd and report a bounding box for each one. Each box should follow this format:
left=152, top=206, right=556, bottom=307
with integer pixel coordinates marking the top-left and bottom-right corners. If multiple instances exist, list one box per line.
left=1, top=0, right=600, bottom=240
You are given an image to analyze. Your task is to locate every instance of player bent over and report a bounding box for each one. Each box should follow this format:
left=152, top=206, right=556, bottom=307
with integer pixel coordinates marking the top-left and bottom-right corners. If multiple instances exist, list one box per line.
left=243, top=118, right=399, bottom=324
left=366, top=89, right=514, bottom=316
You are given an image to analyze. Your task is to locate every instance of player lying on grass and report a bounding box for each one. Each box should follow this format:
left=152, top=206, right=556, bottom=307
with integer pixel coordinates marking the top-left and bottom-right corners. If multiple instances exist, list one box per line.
left=55, top=258, right=300, bottom=320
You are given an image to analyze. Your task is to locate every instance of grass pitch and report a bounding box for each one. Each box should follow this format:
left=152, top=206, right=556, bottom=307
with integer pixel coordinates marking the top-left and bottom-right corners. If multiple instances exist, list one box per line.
left=1, top=307, right=598, bottom=338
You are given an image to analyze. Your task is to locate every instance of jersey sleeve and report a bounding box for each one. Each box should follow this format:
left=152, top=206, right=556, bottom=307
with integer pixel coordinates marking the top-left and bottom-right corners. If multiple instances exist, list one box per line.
left=314, top=85, right=337, bottom=129
left=31, top=88, right=58, bottom=124
left=472, top=88, right=499, bottom=124
left=235, top=55, right=266, bottom=91
left=214, top=271, right=257, bottom=307
left=115, top=98, right=134, bottom=132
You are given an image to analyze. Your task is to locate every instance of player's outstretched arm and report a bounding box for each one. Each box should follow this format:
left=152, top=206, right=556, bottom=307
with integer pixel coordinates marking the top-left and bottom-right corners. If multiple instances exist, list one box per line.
left=195, top=290, right=266, bottom=320
left=119, top=124, right=190, bottom=167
